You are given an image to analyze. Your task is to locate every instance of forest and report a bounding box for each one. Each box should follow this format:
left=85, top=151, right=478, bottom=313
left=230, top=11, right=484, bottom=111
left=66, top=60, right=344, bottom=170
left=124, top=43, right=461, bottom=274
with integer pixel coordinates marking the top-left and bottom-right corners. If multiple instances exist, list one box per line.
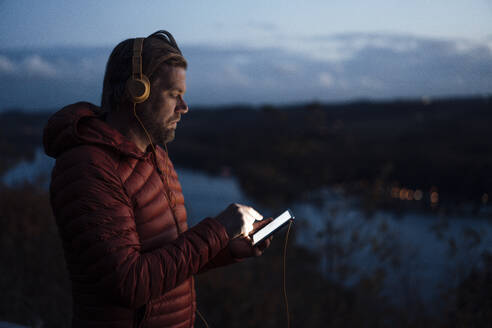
left=0, top=96, right=491, bottom=327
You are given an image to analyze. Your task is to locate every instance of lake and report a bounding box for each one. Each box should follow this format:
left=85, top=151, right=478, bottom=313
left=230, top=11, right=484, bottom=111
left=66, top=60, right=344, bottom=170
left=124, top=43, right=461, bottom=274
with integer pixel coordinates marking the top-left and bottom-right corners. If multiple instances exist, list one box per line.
left=2, top=148, right=492, bottom=312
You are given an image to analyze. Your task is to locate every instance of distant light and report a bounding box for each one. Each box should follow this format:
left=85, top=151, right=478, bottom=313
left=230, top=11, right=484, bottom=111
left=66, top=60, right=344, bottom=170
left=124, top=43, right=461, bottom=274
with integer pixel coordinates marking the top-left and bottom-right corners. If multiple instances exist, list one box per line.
left=400, top=188, right=410, bottom=200
left=407, top=190, right=414, bottom=201
left=414, top=189, right=423, bottom=201
left=391, top=187, right=400, bottom=198
left=482, top=193, right=489, bottom=205
left=430, top=191, right=439, bottom=204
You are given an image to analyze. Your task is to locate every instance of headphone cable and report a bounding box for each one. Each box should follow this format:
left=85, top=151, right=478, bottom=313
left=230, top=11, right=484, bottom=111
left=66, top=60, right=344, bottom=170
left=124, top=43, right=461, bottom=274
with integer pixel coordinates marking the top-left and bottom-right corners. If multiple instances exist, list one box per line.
left=135, top=99, right=294, bottom=327
left=132, top=103, right=176, bottom=208
left=283, top=220, right=293, bottom=328
left=196, top=308, right=210, bottom=328
left=196, top=220, right=294, bottom=328
left=133, top=103, right=157, bottom=154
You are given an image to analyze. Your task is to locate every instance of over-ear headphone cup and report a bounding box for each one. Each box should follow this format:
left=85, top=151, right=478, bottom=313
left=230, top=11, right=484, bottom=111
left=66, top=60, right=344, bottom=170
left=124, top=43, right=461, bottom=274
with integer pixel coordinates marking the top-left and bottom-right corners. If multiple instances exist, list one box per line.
left=126, top=75, right=150, bottom=103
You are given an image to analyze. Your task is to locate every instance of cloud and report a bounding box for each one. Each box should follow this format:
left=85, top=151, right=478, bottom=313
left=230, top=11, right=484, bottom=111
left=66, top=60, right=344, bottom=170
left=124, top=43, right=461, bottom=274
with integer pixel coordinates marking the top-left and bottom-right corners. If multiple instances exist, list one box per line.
left=0, top=55, right=16, bottom=73
left=0, top=33, right=491, bottom=110
left=185, top=33, right=492, bottom=104
left=23, top=55, right=58, bottom=77
left=294, top=32, right=492, bottom=63
left=247, top=21, right=277, bottom=32
left=319, top=72, right=334, bottom=88
left=273, top=61, right=299, bottom=74
left=0, top=54, right=62, bottom=78
left=359, top=76, right=384, bottom=91
left=0, top=47, right=109, bottom=109
left=223, top=64, right=251, bottom=86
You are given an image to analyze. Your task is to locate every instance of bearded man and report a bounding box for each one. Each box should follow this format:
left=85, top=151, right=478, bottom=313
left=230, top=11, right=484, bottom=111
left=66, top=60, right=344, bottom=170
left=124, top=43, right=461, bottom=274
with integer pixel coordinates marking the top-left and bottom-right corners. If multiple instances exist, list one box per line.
left=43, top=30, right=272, bottom=328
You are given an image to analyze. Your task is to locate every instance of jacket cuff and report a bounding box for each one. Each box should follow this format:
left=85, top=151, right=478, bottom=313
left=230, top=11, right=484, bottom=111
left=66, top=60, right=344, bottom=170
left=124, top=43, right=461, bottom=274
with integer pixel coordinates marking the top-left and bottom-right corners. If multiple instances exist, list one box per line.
left=197, top=218, right=244, bottom=273
left=201, top=217, right=230, bottom=243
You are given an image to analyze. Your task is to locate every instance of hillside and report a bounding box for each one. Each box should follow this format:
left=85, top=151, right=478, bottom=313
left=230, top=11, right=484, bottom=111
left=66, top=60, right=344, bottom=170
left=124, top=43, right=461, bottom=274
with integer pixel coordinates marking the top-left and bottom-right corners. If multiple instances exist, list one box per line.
left=1, top=96, right=491, bottom=212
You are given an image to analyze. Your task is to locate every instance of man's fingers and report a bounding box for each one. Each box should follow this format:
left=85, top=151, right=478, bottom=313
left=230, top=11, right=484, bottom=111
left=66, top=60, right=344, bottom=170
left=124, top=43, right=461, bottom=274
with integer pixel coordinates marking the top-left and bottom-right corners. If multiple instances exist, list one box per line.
left=240, top=221, right=254, bottom=236
left=235, top=204, right=264, bottom=236
left=218, top=203, right=267, bottom=238
left=246, top=206, right=263, bottom=221
left=237, top=204, right=263, bottom=222
left=229, top=234, right=273, bottom=258
left=250, top=217, right=273, bottom=235
left=253, top=236, right=273, bottom=256
left=257, top=237, right=271, bottom=251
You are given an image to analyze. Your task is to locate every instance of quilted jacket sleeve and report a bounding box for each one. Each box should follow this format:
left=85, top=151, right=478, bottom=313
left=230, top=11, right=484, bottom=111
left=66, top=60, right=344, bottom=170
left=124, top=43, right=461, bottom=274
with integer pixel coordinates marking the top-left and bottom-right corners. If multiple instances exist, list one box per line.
left=197, top=243, right=244, bottom=274
left=50, top=147, right=229, bottom=309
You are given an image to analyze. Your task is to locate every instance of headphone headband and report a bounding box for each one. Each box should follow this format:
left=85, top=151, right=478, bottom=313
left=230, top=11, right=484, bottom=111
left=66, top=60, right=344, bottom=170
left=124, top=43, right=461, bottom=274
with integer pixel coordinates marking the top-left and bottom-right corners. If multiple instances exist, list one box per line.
left=126, top=37, right=150, bottom=103
left=132, top=38, right=145, bottom=80
left=147, top=30, right=182, bottom=54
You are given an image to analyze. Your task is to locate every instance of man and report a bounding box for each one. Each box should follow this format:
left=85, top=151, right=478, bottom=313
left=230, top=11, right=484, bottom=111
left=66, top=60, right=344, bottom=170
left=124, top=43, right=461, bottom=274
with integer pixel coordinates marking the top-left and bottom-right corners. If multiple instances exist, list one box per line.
left=43, top=30, right=272, bottom=328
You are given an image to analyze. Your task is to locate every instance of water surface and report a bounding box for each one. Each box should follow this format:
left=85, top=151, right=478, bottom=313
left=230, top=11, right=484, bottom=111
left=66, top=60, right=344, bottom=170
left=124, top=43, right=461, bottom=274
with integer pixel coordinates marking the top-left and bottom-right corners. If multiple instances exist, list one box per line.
left=3, top=148, right=491, bottom=310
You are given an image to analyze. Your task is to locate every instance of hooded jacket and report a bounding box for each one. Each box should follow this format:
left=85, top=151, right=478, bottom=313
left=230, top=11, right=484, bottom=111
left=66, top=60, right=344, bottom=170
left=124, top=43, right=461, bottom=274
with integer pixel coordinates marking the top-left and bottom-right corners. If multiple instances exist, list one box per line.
left=43, top=102, right=234, bottom=328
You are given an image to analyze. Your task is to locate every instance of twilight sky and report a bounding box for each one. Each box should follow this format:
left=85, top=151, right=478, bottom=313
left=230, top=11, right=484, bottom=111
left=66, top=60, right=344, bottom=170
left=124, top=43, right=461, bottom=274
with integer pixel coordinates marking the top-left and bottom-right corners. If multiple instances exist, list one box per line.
left=0, top=0, right=491, bottom=110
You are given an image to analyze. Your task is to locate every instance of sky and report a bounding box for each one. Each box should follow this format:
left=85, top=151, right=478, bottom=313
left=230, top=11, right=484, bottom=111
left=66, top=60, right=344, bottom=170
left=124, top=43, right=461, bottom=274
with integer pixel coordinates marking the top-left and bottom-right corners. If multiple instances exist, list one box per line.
left=0, top=0, right=491, bottom=110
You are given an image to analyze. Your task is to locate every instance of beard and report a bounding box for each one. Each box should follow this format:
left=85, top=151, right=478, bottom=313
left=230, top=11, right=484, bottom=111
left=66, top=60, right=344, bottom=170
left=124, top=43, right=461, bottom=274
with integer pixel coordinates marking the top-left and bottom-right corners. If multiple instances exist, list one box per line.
left=137, top=109, right=176, bottom=146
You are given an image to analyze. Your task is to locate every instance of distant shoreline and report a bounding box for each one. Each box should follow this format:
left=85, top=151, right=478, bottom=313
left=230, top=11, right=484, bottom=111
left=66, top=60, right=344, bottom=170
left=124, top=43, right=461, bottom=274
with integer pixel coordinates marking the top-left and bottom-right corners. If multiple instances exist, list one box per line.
left=1, top=96, right=491, bottom=215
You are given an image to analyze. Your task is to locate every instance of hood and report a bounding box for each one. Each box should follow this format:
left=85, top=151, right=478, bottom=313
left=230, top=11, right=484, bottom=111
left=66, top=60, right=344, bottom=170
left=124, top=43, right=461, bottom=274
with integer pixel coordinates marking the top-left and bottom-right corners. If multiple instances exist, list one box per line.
left=43, top=102, right=144, bottom=159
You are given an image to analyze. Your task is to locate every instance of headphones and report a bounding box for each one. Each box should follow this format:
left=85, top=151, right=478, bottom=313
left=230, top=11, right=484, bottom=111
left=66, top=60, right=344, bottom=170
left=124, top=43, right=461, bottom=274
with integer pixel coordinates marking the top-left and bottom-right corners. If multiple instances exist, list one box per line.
left=126, top=37, right=151, bottom=104
left=125, top=31, right=183, bottom=104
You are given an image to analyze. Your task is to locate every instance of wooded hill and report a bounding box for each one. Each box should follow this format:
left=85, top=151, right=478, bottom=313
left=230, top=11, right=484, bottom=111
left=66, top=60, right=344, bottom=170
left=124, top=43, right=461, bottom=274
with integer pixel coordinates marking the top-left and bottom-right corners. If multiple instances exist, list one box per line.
left=1, top=96, right=491, bottom=212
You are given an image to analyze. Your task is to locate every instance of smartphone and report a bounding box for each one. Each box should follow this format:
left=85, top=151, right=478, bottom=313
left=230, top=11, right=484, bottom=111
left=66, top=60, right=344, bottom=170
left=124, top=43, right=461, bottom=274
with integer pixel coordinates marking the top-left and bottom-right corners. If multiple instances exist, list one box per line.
left=252, top=209, right=294, bottom=246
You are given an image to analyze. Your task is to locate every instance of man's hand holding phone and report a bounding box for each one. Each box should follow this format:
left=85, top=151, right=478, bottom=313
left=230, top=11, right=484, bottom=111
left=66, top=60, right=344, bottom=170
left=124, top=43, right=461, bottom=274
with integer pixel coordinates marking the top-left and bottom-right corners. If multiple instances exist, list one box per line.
left=214, top=203, right=273, bottom=258
left=229, top=218, right=274, bottom=258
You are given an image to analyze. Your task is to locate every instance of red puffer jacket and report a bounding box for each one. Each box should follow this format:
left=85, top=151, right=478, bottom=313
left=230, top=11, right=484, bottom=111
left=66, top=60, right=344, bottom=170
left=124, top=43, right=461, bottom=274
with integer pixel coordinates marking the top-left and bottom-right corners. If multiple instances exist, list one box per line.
left=43, top=102, right=233, bottom=328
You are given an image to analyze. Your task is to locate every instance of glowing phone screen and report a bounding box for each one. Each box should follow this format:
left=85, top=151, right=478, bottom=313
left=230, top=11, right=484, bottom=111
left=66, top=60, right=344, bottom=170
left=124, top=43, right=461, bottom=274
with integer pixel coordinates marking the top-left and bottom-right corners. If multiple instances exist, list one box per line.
left=252, top=209, right=294, bottom=245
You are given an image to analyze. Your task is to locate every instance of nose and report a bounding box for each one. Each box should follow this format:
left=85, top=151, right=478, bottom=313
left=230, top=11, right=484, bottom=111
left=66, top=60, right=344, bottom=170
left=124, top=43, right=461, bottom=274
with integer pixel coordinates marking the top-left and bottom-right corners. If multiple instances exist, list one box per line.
left=177, top=95, right=189, bottom=114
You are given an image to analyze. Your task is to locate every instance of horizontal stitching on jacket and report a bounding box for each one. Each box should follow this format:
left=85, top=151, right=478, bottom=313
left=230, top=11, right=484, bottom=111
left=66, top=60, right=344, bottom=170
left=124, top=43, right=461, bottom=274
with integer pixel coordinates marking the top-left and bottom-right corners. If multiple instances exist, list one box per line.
left=124, top=161, right=153, bottom=191
left=74, top=232, right=137, bottom=267
left=147, top=304, right=191, bottom=321
left=118, top=156, right=134, bottom=184
left=135, top=191, right=170, bottom=225
left=137, top=213, right=174, bottom=232
left=52, top=162, right=92, bottom=194
left=187, top=230, right=211, bottom=264
left=55, top=145, right=116, bottom=172
left=56, top=193, right=128, bottom=230
left=153, top=284, right=191, bottom=304
left=135, top=178, right=164, bottom=213
left=84, top=243, right=136, bottom=274
left=63, top=212, right=133, bottom=240
left=53, top=161, right=118, bottom=202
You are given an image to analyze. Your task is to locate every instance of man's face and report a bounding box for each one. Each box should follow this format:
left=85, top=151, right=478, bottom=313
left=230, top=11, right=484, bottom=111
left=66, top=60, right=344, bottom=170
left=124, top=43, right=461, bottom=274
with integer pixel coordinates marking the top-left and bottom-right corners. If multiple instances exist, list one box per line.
left=138, top=65, right=188, bottom=146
